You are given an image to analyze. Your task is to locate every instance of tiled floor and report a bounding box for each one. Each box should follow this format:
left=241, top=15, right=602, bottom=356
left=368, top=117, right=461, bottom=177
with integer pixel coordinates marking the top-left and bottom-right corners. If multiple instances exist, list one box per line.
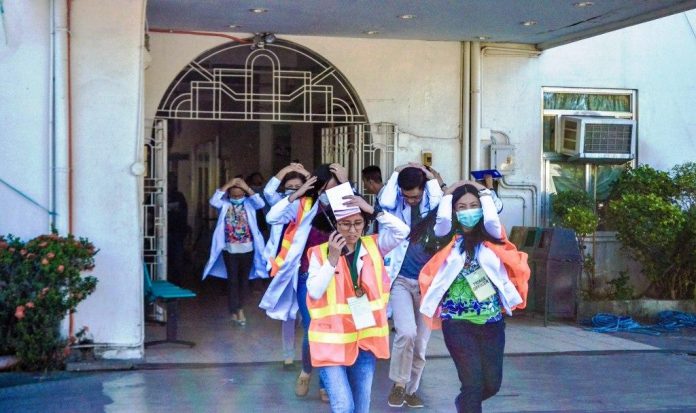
left=144, top=282, right=656, bottom=364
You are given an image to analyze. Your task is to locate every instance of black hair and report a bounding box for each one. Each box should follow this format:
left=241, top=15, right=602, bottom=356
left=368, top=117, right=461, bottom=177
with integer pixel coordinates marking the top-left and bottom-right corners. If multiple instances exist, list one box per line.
left=361, top=165, right=383, bottom=184
left=308, top=163, right=338, bottom=233
left=397, top=167, right=426, bottom=191
left=451, top=184, right=504, bottom=254
left=279, top=171, right=306, bottom=191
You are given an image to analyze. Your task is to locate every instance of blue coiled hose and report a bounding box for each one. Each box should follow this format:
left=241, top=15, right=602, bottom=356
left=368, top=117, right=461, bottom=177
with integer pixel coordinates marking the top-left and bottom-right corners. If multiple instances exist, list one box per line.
left=588, top=311, right=696, bottom=336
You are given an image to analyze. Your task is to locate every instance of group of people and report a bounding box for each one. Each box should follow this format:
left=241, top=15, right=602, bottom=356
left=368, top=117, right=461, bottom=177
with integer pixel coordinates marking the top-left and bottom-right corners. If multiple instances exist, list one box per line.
left=201, top=160, right=530, bottom=413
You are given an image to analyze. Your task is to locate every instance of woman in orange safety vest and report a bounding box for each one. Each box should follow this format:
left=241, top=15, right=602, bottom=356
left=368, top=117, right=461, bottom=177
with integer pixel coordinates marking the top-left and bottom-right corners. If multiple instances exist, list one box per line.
left=419, top=181, right=528, bottom=413
left=306, top=194, right=409, bottom=413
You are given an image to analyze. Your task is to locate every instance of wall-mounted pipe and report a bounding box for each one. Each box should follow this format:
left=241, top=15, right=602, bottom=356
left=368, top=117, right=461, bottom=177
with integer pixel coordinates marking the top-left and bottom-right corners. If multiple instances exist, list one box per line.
left=470, top=41, right=481, bottom=171
left=52, top=0, right=70, bottom=237
left=499, top=193, right=527, bottom=226
left=460, top=41, right=471, bottom=180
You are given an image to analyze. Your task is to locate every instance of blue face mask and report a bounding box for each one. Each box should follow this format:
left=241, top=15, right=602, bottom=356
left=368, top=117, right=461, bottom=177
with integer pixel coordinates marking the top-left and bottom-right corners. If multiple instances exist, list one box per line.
left=229, top=197, right=245, bottom=206
left=456, top=208, right=483, bottom=229
left=284, top=189, right=296, bottom=197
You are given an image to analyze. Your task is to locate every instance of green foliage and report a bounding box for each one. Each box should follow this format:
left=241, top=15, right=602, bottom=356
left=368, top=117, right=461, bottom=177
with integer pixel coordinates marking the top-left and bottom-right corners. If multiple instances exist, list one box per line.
left=559, top=206, right=599, bottom=238
left=609, top=164, right=677, bottom=201
left=608, top=163, right=696, bottom=299
left=550, top=190, right=594, bottom=225
left=0, top=231, right=98, bottom=370
left=605, top=272, right=634, bottom=300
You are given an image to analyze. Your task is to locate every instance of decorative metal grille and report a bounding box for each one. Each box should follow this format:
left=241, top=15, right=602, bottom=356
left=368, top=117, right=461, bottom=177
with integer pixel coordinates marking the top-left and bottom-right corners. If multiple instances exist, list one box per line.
left=156, top=40, right=366, bottom=124
left=143, top=119, right=168, bottom=282
left=321, top=123, right=397, bottom=202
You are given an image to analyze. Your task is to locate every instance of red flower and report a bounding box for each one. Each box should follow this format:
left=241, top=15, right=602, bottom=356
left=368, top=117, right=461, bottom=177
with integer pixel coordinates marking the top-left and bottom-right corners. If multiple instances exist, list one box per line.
left=8, top=247, right=15, bottom=253
left=39, top=287, right=50, bottom=298
left=15, top=305, right=25, bottom=320
left=57, top=265, right=65, bottom=273
left=39, top=241, right=48, bottom=247
left=20, top=249, right=27, bottom=256
left=41, top=258, right=49, bottom=265
left=26, top=302, right=35, bottom=308
left=47, top=252, right=56, bottom=259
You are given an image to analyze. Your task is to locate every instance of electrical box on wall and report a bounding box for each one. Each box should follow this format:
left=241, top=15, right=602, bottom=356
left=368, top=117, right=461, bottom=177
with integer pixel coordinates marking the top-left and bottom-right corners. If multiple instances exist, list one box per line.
left=421, top=150, right=433, bottom=167
left=490, top=145, right=515, bottom=175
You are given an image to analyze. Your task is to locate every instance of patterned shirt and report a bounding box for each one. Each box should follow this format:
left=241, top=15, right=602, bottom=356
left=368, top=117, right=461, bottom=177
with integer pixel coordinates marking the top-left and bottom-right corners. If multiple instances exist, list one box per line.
left=224, top=202, right=253, bottom=253
left=440, top=254, right=502, bottom=324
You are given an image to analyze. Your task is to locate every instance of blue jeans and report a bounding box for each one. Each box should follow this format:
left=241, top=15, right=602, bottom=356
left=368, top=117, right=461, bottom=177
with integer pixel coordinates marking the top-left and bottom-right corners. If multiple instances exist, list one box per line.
left=297, top=272, right=325, bottom=389
left=319, top=350, right=376, bottom=413
left=442, top=319, right=505, bottom=413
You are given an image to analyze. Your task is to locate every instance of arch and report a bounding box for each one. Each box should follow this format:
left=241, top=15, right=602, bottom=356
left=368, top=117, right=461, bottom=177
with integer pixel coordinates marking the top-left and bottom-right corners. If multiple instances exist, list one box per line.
left=156, top=38, right=367, bottom=124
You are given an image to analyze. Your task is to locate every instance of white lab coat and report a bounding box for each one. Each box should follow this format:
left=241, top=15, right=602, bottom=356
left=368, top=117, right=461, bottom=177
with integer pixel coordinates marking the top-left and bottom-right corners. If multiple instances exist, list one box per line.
left=201, top=190, right=267, bottom=280
left=258, top=195, right=320, bottom=320
left=419, top=194, right=523, bottom=317
left=377, top=171, right=444, bottom=281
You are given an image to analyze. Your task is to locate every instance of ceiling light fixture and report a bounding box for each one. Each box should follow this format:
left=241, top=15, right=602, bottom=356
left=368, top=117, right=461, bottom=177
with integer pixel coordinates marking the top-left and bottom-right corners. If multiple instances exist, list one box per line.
left=397, top=14, right=416, bottom=20
left=249, top=8, right=268, bottom=14
left=573, top=1, right=594, bottom=7
left=228, top=24, right=240, bottom=29
left=250, top=32, right=277, bottom=50
left=477, top=36, right=490, bottom=40
left=364, top=30, right=379, bottom=35
left=521, top=20, right=537, bottom=26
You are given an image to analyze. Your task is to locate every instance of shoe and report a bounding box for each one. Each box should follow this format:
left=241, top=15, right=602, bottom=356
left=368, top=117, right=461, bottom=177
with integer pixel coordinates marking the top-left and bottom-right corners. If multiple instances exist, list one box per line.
left=405, top=393, right=424, bottom=408
left=295, top=373, right=310, bottom=397
left=319, top=388, right=329, bottom=403
left=388, top=384, right=406, bottom=407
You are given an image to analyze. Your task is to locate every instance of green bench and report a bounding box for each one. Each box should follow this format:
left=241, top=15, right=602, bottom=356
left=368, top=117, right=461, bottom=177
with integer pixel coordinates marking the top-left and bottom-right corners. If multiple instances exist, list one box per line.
left=144, top=265, right=197, bottom=347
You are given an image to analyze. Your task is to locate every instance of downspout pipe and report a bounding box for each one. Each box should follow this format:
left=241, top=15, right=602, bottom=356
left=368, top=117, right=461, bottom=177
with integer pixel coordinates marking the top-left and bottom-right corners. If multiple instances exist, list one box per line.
left=470, top=41, right=482, bottom=171
left=460, top=42, right=471, bottom=180
left=52, top=0, right=70, bottom=236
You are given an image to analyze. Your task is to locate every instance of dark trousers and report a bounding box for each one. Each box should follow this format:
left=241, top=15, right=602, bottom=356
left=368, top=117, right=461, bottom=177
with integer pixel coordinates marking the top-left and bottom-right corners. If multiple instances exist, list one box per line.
left=442, top=318, right=505, bottom=413
left=221, top=251, right=252, bottom=314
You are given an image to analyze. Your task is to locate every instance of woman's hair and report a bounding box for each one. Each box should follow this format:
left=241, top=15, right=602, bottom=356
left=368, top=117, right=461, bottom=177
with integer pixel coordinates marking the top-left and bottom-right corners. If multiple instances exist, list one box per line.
left=279, top=171, right=306, bottom=191
left=308, top=163, right=338, bottom=233
left=451, top=184, right=504, bottom=253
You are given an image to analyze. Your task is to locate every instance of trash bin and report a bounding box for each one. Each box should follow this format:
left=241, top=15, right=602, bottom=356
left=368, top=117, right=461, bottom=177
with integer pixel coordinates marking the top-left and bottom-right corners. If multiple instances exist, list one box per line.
left=510, top=226, right=582, bottom=322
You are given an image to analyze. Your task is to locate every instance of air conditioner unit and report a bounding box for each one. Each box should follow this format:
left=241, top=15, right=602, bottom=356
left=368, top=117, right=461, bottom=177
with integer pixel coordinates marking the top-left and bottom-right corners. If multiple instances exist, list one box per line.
left=558, top=116, right=636, bottom=162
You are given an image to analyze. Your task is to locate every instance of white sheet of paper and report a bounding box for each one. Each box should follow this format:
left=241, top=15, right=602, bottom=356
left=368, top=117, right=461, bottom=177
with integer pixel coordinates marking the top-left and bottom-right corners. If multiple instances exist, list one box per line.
left=464, top=268, right=496, bottom=302
left=325, top=182, right=360, bottom=220
left=347, top=295, right=377, bottom=330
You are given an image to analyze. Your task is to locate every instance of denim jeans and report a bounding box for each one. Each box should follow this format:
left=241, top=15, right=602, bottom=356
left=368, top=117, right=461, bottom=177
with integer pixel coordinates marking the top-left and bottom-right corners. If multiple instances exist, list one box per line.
left=442, top=319, right=505, bottom=413
left=297, top=272, right=325, bottom=389
left=319, top=350, right=376, bottom=413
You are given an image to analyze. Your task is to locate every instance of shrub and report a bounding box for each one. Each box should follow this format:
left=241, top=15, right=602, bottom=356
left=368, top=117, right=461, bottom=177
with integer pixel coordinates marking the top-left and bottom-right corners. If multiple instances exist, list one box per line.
left=0, top=231, right=98, bottom=370
left=608, top=163, right=696, bottom=299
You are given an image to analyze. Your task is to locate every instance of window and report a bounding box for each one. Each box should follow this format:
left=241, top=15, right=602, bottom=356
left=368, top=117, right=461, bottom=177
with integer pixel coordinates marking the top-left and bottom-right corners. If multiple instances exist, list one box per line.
left=542, top=87, right=637, bottom=228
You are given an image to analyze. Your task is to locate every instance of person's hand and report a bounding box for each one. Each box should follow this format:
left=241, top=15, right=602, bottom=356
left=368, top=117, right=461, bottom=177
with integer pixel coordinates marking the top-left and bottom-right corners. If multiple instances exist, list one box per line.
left=483, top=174, right=494, bottom=189
left=289, top=176, right=317, bottom=202
left=327, top=231, right=347, bottom=266
left=394, top=164, right=410, bottom=173
left=291, top=163, right=311, bottom=179
left=329, top=163, right=348, bottom=184
left=408, top=162, right=435, bottom=180
left=341, top=195, right=375, bottom=215
left=275, top=164, right=295, bottom=179
left=429, top=166, right=443, bottom=185
left=221, top=178, right=240, bottom=192
left=234, top=178, right=254, bottom=194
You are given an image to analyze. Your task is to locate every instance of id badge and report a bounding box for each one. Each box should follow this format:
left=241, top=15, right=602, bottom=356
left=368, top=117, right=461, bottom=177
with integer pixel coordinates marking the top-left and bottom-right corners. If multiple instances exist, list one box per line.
left=347, top=295, right=377, bottom=330
left=464, top=268, right=496, bottom=302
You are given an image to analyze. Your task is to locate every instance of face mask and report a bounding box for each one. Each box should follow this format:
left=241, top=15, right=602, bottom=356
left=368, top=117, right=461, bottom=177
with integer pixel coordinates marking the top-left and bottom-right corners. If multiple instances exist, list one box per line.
left=284, top=189, right=296, bottom=197
left=318, top=192, right=329, bottom=206
left=230, top=197, right=245, bottom=206
left=456, top=208, right=483, bottom=229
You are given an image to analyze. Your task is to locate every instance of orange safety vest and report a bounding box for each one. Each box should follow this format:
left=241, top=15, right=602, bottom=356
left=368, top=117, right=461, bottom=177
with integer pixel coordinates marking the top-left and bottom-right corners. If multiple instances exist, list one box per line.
left=419, top=228, right=530, bottom=330
left=307, top=235, right=391, bottom=367
left=270, top=196, right=314, bottom=277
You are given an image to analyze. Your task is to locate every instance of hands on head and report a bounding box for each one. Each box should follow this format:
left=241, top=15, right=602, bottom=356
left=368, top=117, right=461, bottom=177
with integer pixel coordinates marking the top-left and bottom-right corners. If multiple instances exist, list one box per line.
left=444, top=179, right=486, bottom=195
left=395, top=162, right=436, bottom=180
left=341, top=195, right=374, bottom=215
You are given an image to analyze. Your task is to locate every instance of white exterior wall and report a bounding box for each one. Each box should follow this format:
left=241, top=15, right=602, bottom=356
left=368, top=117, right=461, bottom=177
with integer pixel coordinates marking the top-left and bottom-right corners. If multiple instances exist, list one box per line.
left=482, top=10, right=696, bottom=183
left=69, top=0, right=147, bottom=358
left=0, top=1, right=51, bottom=238
left=1, top=0, right=147, bottom=358
left=145, top=33, right=464, bottom=185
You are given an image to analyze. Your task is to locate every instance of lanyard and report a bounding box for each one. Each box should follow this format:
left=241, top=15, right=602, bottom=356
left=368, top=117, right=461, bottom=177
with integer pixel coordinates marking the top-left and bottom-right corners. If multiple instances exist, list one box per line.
left=348, top=239, right=362, bottom=293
